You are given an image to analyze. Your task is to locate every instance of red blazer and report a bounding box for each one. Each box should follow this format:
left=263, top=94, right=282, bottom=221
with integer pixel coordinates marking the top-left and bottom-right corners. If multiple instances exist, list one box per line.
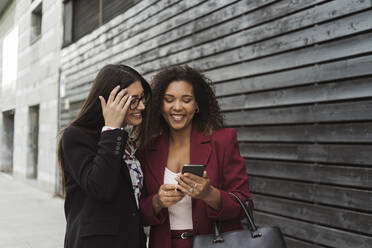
left=139, top=125, right=251, bottom=248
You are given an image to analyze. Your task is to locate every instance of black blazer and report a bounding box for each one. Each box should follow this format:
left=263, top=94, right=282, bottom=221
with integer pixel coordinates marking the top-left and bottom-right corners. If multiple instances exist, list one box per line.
left=61, top=126, right=146, bottom=248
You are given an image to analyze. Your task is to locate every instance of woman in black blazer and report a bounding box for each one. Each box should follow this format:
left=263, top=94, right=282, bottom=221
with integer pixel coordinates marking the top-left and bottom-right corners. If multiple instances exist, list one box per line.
left=57, top=64, right=151, bottom=248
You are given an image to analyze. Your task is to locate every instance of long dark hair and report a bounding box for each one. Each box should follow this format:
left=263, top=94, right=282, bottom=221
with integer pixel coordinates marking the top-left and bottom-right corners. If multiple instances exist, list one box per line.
left=57, top=64, right=151, bottom=195
left=148, top=64, right=224, bottom=140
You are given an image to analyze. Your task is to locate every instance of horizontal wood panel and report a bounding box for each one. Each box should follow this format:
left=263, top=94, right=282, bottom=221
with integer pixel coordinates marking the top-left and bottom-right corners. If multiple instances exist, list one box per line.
left=240, top=143, right=372, bottom=165
left=255, top=212, right=372, bottom=248
left=190, top=10, right=372, bottom=74
left=66, top=82, right=91, bottom=97
left=67, top=0, right=365, bottom=72
left=73, top=0, right=99, bottom=42
left=64, top=0, right=331, bottom=87
left=62, top=0, right=238, bottom=72
left=219, top=77, right=372, bottom=110
left=139, top=7, right=372, bottom=75
left=252, top=194, right=372, bottom=235
left=61, top=0, right=157, bottom=60
left=245, top=159, right=372, bottom=188
left=61, top=0, right=174, bottom=67
left=214, top=54, right=372, bottom=96
left=65, top=0, right=372, bottom=91
left=137, top=0, right=344, bottom=73
left=235, top=122, right=372, bottom=143
left=225, top=99, right=372, bottom=125
left=60, top=101, right=83, bottom=126
left=204, top=31, right=372, bottom=84
left=102, top=0, right=135, bottom=24
left=68, top=90, right=89, bottom=103
left=249, top=176, right=372, bottom=212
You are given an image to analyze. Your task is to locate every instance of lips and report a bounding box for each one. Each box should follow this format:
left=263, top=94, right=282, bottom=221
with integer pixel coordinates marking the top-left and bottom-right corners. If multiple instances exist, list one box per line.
left=170, top=114, right=185, bottom=121
left=131, top=113, right=142, bottom=118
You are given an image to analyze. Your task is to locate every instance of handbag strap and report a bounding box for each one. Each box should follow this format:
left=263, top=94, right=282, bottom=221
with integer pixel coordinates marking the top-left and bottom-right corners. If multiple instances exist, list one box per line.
left=229, top=192, right=258, bottom=232
left=212, top=192, right=261, bottom=242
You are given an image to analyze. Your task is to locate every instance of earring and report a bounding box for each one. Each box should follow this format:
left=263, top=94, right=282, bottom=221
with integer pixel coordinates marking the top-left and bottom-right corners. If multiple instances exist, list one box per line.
left=195, top=107, right=199, bottom=113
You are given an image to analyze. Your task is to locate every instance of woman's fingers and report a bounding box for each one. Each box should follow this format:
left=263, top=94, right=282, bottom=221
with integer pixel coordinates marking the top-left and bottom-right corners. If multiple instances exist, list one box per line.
left=121, top=96, right=132, bottom=114
left=160, top=184, right=183, bottom=197
left=179, top=174, right=199, bottom=187
left=165, top=190, right=184, bottom=198
left=161, top=184, right=177, bottom=190
left=176, top=173, right=211, bottom=200
left=118, top=93, right=130, bottom=109
left=113, top=89, right=128, bottom=105
left=175, top=183, right=197, bottom=199
left=182, top=172, right=205, bottom=183
left=101, top=87, right=132, bottom=127
left=99, top=96, right=106, bottom=111
left=158, top=184, right=185, bottom=207
left=175, top=178, right=193, bottom=196
left=108, top=85, right=120, bottom=104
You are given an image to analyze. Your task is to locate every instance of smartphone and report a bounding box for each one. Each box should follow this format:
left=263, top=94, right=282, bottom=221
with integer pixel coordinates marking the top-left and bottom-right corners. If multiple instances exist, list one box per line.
left=182, top=164, right=205, bottom=177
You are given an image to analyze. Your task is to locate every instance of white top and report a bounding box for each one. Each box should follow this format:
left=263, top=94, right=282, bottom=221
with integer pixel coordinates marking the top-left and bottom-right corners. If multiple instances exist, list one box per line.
left=164, top=167, right=193, bottom=230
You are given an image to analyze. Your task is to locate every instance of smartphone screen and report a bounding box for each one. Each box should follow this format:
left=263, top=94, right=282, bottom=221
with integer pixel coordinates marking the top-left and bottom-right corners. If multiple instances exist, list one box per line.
left=182, top=164, right=205, bottom=177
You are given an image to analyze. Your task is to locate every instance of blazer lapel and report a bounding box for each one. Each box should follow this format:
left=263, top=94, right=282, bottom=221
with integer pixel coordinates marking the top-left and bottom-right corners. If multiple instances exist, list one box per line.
left=145, top=132, right=169, bottom=187
left=145, top=125, right=211, bottom=186
left=120, top=164, right=134, bottom=191
left=190, top=125, right=212, bottom=166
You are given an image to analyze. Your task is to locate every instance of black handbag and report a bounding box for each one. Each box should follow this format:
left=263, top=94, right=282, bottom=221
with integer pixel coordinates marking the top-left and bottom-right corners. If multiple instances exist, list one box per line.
left=192, top=192, right=287, bottom=248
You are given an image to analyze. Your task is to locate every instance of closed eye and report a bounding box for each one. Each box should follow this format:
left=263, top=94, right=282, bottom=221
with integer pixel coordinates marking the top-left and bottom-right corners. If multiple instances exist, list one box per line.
left=164, top=97, right=174, bottom=103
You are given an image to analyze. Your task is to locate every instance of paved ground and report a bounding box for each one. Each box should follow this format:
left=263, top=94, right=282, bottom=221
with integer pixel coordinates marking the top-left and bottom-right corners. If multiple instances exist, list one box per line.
left=0, top=173, right=65, bottom=248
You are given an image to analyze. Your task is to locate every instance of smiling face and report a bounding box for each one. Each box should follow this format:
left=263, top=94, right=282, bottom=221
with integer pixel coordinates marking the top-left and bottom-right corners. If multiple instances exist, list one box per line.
left=161, top=80, right=198, bottom=132
left=123, top=81, right=145, bottom=126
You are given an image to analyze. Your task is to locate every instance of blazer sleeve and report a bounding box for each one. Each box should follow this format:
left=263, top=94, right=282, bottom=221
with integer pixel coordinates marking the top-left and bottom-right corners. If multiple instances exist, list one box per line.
left=138, top=150, right=168, bottom=226
left=62, top=126, right=128, bottom=202
left=206, top=128, right=251, bottom=221
left=139, top=189, right=168, bottom=227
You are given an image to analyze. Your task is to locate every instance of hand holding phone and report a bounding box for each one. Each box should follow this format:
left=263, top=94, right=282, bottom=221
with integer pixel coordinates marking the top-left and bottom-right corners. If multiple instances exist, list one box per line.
left=182, top=164, right=205, bottom=177
left=177, top=164, right=215, bottom=202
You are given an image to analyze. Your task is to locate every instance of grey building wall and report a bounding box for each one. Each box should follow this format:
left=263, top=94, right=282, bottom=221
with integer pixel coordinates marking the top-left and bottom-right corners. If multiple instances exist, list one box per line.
left=0, top=0, right=63, bottom=193
left=58, top=0, right=372, bottom=247
left=0, top=0, right=16, bottom=173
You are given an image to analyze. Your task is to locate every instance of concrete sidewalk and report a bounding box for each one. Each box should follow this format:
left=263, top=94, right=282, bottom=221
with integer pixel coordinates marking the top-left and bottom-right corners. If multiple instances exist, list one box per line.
left=0, top=173, right=66, bottom=248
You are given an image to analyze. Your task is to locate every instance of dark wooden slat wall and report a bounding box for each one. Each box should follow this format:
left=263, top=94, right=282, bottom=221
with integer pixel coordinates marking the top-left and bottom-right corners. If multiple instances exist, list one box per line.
left=73, top=0, right=99, bottom=41
left=102, top=0, right=135, bottom=24
left=59, top=0, right=372, bottom=247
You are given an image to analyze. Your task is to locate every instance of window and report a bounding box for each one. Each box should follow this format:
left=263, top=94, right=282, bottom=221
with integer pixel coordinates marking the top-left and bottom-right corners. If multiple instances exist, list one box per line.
left=1, top=110, right=15, bottom=174
left=30, top=3, right=42, bottom=44
left=2, top=26, right=18, bottom=93
left=27, top=105, right=39, bottom=179
left=63, top=0, right=137, bottom=46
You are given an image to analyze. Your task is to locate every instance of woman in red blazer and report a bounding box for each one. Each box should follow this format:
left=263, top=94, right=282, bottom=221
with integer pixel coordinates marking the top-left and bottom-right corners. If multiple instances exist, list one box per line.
left=139, top=65, right=251, bottom=248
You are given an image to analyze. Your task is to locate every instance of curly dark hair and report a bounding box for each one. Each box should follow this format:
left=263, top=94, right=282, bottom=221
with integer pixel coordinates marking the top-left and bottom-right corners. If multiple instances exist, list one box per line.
left=148, top=65, right=224, bottom=140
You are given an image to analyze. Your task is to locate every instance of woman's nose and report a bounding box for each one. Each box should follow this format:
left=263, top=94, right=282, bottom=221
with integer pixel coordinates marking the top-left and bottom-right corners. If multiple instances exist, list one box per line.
left=137, top=99, right=145, bottom=110
left=173, top=100, right=182, bottom=110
